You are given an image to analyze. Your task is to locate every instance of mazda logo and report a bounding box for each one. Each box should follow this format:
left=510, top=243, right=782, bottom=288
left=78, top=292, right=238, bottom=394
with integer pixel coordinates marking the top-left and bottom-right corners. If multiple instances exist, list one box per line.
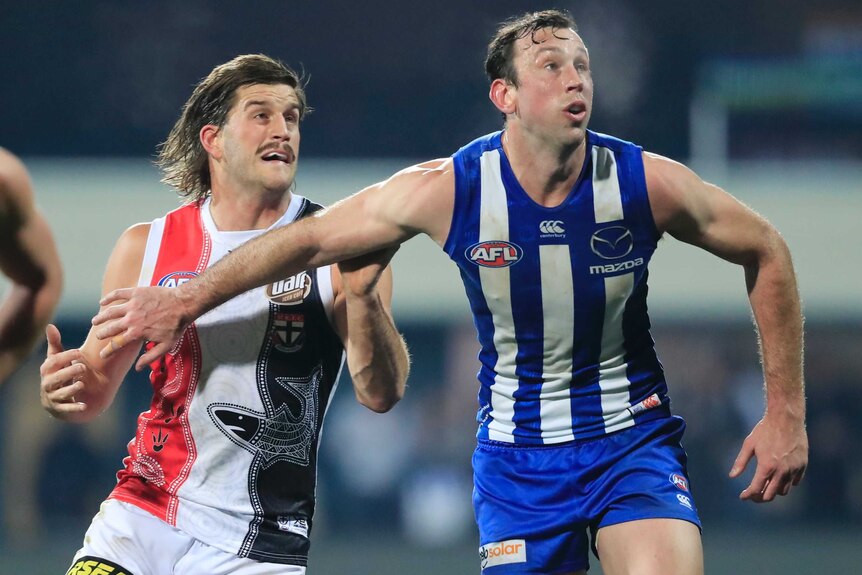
left=590, top=226, right=633, bottom=259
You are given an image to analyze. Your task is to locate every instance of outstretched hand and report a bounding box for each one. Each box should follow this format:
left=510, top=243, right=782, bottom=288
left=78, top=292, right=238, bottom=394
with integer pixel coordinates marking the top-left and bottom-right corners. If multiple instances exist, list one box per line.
left=729, top=412, right=808, bottom=503
left=92, top=286, right=188, bottom=371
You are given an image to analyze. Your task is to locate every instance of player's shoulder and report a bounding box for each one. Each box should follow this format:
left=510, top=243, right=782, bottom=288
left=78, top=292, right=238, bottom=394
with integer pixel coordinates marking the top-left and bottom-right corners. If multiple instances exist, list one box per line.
left=642, top=151, right=699, bottom=193
left=102, top=222, right=152, bottom=287
left=114, top=222, right=152, bottom=255
left=0, top=147, right=28, bottom=179
left=388, top=157, right=455, bottom=193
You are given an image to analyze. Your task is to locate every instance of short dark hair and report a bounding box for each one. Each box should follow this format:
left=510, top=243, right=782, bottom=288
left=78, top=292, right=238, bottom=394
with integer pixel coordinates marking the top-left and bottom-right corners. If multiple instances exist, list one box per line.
left=485, top=9, right=577, bottom=86
left=157, top=54, right=311, bottom=202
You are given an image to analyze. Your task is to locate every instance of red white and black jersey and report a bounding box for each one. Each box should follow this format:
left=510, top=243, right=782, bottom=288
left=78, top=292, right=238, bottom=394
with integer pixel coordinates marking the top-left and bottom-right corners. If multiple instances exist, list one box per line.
left=109, top=195, right=344, bottom=567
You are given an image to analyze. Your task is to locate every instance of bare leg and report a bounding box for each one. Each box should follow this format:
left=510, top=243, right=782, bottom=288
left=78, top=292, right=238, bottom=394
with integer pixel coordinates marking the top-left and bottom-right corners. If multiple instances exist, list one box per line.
left=596, top=518, right=703, bottom=575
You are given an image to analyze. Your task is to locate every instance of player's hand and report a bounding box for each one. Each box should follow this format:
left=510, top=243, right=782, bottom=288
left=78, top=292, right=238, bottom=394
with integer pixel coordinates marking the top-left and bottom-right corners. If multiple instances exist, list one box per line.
left=92, top=286, right=188, bottom=371
left=729, top=411, right=808, bottom=503
left=39, top=324, right=88, bottom=417
left=337, top=246, right=399, bottom=298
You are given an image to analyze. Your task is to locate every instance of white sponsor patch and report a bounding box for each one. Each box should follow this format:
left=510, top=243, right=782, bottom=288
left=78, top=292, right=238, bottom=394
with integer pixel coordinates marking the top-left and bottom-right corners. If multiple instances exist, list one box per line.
left=627, top=393, right=662, bottom=416
left=676, top=493, right=693, bottom=510
left=277, top=515, right=309, bottom=538
left=479, top=539, right=527, bottom=570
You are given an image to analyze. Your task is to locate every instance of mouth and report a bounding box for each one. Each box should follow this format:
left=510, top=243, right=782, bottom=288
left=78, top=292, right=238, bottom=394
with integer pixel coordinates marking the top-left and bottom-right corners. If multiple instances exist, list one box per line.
left=564, top=102, right=587, bottom=122
left=260, top=149, right=294, bottom=164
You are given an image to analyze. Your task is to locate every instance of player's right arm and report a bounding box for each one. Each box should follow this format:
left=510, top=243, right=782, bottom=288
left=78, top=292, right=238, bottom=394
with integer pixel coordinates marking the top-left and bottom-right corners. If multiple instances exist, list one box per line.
left=39, top=224, right=149, bottom=423
left=93, top=158, right=456, bottom=370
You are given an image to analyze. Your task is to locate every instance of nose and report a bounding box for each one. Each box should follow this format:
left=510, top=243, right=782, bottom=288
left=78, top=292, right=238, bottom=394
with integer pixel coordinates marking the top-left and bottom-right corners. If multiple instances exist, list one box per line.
left=564, top=64, right=584, bottom=92
left=271, top=115, right=293, bottom=141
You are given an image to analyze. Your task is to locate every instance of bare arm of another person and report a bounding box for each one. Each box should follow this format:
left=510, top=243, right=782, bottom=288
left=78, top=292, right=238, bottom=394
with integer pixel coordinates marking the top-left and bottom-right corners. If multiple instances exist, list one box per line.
left=332, top=248, right=410, bottom=413
left=93, top=159, right=455, bottom=370
left=39, top=224, right=147, bottom=422
left=645, top=151, right=807, bottom=503
left=0, top=148, right=63, bottom=383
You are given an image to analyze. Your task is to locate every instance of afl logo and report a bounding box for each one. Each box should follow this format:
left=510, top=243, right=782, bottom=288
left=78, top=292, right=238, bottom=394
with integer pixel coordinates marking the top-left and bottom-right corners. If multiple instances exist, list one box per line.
left=157, top=271, right=198, bottom=288
left=267, top=272, right=312, bottom=305
left=466, top=241, right=523, bottom=268
left=669, top=473, right=689, bottom=492
left=590, top=226, right=633, bottom=260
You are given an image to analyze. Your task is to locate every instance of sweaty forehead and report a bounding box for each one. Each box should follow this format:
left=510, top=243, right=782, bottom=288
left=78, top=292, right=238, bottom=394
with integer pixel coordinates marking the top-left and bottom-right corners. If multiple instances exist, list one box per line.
left=516, top=27, right=585, bottom=55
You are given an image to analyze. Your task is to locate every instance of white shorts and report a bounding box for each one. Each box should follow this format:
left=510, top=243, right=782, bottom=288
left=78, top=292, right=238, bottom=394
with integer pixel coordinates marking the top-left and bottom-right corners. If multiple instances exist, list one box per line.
left=66, top=499, right=306, bottom=575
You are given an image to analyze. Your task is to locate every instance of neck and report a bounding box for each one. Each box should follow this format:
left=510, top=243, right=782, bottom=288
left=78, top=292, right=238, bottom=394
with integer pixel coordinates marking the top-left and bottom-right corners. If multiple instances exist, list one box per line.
left=207, top=187, right=292, bottom=231
left=501, top=126, right=587, bottom=207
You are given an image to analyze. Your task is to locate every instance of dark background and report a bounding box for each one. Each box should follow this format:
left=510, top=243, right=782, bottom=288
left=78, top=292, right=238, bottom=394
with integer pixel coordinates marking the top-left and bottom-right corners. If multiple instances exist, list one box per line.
left=3, top=0, right=860, bottom=161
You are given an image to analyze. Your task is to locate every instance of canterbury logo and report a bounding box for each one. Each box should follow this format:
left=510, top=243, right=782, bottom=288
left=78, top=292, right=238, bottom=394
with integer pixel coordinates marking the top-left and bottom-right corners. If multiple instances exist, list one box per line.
left=539, top=220, right=565, bottom=234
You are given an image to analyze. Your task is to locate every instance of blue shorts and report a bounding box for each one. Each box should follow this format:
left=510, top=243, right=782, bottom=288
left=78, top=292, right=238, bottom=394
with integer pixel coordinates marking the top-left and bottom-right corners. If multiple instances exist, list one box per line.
left=473, top=416, right=701, bottom=574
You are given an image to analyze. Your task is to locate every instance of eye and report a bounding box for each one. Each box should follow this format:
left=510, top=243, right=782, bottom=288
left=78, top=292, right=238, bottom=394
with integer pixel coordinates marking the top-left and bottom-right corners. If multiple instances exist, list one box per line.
left=544, top=61, right=558, bottom=71
left=254, top=112, right=269, bottom=120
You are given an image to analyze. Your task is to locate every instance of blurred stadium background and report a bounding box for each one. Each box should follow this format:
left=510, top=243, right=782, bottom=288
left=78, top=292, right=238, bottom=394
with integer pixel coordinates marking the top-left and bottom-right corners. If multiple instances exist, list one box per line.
left=2, top=1, right=861, bottom=572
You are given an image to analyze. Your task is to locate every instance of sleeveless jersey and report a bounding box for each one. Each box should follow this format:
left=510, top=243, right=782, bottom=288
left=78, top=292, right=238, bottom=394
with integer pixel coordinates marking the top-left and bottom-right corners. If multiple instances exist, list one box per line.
left=110, top=195, right=344, bottom=567
left=445, top=130, right=671, bottom=445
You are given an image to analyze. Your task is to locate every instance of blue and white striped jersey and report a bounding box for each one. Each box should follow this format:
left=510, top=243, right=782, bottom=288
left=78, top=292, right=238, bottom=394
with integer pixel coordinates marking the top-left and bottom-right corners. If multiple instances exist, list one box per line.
left=445, top=130, right=671, bottom=445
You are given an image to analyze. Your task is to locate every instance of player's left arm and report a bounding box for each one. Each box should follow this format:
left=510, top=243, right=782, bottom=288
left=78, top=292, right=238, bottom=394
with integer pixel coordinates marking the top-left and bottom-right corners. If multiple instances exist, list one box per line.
left=0, top=149, right=63, bottom=384
left=331, top=248, right=410, bottom=413
left=644, top=151, right=807, bottom=503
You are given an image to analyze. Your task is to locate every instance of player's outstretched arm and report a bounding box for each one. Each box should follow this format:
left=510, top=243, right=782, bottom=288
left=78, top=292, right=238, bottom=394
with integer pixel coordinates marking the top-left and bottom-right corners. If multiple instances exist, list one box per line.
left=0, top=149, right=63, bottom=384
left=92, top=159, right=455, bottom=371
left=333, top=247, right=410, bottom=413
left=40, top=224, right=147, bottom=422
left=645, top=151, right=807, bottom=503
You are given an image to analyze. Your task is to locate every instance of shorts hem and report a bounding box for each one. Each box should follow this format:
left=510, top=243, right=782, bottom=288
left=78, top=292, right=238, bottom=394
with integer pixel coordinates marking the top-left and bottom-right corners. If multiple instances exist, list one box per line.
left=597, top=512, right=703, bottom=534
left=482, top=561, right=588, bottom=574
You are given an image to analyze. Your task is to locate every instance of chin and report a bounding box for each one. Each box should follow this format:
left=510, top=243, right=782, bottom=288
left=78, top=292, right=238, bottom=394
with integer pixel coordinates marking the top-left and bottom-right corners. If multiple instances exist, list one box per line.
left=261, top=178, right=294, bottom=194
left=559, top=128, right=587, bottom=149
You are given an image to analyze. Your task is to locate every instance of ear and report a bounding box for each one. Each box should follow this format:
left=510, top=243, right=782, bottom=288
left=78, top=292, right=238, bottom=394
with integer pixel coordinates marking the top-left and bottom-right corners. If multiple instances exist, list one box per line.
left=489, top=78, right=516, bottom=117
left=200, top=124, right=222, bottom=160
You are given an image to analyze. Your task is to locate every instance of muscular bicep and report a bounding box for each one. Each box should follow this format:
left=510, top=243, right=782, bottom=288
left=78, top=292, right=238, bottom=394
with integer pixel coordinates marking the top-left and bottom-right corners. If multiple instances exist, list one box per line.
left=645, top=152, right=774, bottom=266
left=306, top=158, right=456, bottom=266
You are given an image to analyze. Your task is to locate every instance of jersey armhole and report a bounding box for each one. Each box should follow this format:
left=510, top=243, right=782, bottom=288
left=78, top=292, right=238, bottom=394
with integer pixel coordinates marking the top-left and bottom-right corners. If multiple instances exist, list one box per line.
left=442, top=152, right=468, bottom=257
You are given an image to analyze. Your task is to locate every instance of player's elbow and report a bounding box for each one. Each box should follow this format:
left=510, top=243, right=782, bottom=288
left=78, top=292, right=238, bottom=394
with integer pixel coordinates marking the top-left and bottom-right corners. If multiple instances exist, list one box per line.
left=741, top=221, right=791, bottom=270
left=359, top=397, right=397, bottom=414
left=356, top=383, right=405, bottom=413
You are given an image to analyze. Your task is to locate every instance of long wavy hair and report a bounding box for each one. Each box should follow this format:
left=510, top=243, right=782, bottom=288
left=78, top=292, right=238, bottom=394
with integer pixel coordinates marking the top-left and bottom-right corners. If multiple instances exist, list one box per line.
left=157, top=54, right=311, bottom=202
